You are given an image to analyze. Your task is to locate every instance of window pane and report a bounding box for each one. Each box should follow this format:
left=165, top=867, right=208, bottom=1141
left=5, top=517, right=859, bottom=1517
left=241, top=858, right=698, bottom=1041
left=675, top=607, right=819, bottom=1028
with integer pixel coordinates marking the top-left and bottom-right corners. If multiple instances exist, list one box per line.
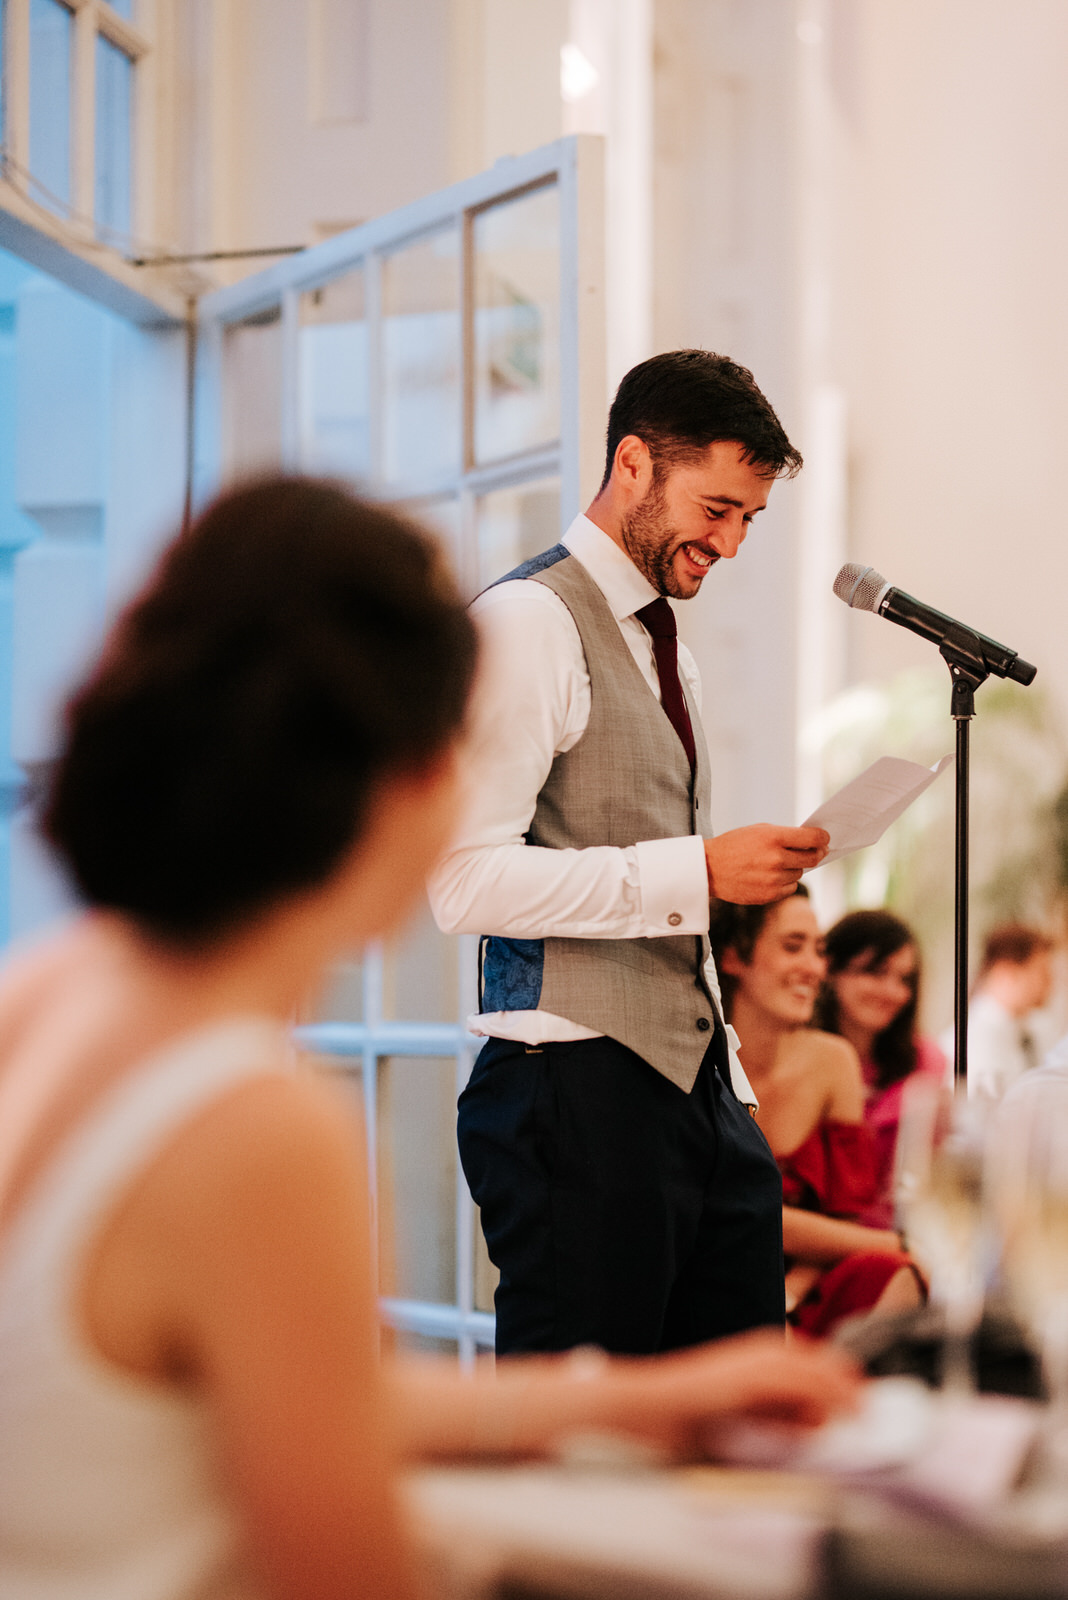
left=404, top=496, right=461, bottom=580
left=223, top=309, right=284, bottom=480
left=382, top=229, right=460, bottom=485
left=474, top=1211, right=499, bottom=1313
left=474, top=183, right=560, bottom=464
left=378, top=1055, right=457, bottom=1305
left=299, top=269, right=369, bottom=480
left=313, top=955, right=365, bottom=1024
left=476, top=478, right=561, bottom=589
left=95, top=34, right=133, bottom=238
left=29, top=0, right=72, bottom=211
left=383, top=898, right=457, bottom=1024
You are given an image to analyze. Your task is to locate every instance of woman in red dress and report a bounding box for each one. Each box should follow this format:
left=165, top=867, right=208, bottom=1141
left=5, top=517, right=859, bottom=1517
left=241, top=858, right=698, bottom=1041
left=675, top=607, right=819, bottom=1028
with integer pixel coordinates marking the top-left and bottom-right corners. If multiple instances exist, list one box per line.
left=710, top=890, right=923, bottom=1336
left=814, top=910, right=948, bottom=1229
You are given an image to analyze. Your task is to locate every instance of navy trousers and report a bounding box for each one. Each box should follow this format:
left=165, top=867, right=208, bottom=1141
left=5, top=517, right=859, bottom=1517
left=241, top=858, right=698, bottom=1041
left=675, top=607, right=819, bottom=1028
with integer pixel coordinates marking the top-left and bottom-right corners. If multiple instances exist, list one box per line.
left=457, top=1028, right=785, bottom=1356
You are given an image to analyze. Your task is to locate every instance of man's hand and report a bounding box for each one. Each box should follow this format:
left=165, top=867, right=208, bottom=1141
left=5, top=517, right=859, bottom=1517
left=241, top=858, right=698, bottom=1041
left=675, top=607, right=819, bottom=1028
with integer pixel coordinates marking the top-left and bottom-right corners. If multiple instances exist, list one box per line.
left=704, top=824, right=830, bottom=905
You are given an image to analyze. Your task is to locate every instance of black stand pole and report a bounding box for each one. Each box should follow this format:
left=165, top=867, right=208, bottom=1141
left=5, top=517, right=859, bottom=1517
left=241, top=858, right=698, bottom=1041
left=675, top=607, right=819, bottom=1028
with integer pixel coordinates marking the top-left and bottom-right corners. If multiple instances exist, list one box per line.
left=941, top=634, right=992, bottom=1090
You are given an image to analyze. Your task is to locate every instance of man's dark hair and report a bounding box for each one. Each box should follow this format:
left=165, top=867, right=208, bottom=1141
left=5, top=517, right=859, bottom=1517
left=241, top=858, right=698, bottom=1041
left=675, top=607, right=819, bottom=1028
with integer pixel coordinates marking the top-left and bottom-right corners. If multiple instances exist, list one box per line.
left=814, top=909, right=920, bottom=1091
left=600, top=349, right=802, bottom=490
left=978, top=922, right=1053, bottom=977
left=44, top=476, right=478, bottom=946
left=708, top=885, right=810, bottom=1021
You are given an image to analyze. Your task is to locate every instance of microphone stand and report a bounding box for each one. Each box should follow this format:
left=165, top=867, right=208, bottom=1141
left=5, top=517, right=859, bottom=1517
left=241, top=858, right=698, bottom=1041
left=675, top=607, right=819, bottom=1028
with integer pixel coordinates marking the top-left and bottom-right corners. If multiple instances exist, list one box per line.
left=939, top=624, right=994, bottom=1089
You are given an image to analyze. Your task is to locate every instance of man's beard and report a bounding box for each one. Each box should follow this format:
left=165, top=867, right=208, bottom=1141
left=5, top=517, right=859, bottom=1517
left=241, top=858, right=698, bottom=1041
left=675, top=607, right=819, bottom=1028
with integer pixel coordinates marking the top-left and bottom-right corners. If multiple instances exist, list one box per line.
left=619, top=475, right=689, bottom=599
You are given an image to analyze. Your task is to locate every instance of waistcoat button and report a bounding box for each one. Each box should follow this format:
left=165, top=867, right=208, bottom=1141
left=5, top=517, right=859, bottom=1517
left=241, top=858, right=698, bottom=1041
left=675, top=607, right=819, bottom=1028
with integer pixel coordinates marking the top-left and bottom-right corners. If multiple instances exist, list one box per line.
left=696, top=1017, right=711, bottom=1032
left=667, top=911, right=682, bottom=926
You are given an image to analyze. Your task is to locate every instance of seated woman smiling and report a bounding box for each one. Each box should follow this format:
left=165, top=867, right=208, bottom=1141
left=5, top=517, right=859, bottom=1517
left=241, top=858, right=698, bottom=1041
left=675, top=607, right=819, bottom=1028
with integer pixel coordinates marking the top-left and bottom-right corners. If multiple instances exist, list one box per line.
left=710, top=888, right=923, bottom=1336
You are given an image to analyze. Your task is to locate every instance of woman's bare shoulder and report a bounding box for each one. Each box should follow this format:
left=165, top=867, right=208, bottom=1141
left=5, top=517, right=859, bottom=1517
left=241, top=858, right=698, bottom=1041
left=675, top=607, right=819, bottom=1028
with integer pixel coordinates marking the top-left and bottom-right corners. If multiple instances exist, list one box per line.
left=799, top=1029, right=865, bottom=1118
left=134, top=1064, right=366, bottom=1223
left=86, top=1065, right=373, bottom=1356
left=0, top=923, right=86, bottom=1020
left=787, top=1027, right=861, bottom=1077
left=779, top=1028, right=864, bottom=1113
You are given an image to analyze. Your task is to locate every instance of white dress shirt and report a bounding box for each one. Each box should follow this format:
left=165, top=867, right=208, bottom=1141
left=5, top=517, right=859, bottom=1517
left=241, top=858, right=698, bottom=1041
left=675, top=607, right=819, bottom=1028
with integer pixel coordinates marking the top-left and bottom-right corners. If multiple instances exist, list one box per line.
left=428, top=514, right=754, bottom=1102
left=941, top=992, right=1049, bottom=1102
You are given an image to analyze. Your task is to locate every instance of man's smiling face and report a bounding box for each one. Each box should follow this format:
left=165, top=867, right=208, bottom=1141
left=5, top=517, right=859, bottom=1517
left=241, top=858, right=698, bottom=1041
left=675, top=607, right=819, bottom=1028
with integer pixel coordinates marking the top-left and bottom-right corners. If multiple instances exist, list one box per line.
left=619, top=439, right=774, bottom=600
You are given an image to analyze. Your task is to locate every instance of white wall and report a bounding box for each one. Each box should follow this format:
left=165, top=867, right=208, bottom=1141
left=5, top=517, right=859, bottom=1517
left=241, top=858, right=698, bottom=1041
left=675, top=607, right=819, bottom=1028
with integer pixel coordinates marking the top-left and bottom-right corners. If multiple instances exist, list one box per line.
left=654, top=0, right=806, bottom=834
left=846, top=0, right=1068, bottom=710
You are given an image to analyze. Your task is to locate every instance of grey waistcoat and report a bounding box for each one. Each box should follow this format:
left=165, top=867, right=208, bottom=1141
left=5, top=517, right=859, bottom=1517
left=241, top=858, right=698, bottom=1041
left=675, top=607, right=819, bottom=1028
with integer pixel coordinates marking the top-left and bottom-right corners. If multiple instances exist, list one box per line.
left=479, top=548, right=720, bottom=1092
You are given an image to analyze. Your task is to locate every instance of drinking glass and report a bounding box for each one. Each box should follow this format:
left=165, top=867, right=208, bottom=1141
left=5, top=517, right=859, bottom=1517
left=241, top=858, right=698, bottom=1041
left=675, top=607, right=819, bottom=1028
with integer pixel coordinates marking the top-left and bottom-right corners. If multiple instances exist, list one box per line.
left=992, top=1076, right=1068, bottom=1506
left=895, top=1078, right=990, bottom=1394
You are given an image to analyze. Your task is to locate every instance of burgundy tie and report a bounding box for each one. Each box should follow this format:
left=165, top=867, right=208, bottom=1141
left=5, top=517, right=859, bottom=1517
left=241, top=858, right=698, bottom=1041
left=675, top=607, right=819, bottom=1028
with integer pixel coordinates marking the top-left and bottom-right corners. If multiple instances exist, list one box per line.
left=635, top=598, right=696, bottom=776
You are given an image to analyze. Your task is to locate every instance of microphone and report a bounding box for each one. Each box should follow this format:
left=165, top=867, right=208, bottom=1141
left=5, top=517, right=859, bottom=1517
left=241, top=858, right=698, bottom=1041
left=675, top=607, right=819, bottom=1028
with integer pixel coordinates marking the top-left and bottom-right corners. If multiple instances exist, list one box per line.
left=833, top=564, right=1037, bottom=686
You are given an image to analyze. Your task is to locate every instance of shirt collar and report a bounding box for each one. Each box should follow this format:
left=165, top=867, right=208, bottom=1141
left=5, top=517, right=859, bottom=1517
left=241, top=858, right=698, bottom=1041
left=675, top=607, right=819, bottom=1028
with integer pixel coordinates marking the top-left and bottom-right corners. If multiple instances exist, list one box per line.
left=561, top=514, right=659, bottom=622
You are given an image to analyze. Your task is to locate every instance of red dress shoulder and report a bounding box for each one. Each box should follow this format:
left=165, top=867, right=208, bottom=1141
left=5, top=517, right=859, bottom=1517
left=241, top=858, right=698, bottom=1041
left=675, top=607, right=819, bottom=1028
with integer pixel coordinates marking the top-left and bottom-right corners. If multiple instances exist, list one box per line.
left=777, top=1117, right=880, bottom=1219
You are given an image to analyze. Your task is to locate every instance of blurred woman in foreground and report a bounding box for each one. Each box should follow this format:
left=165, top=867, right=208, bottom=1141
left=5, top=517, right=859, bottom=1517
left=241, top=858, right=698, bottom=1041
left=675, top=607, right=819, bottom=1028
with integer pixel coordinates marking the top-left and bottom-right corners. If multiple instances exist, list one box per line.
left=815, top=910, right=947, bottom=1227
left=710, top=890, right=922, bottom=1336
left=0, top=479, right=858, bottom=1600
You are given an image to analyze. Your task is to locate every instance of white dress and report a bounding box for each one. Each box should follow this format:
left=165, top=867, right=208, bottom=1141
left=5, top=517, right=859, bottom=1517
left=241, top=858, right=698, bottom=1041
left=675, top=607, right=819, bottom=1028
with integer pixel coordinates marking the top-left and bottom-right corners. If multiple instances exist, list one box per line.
left=0, top=1017, right=291, bottom=1600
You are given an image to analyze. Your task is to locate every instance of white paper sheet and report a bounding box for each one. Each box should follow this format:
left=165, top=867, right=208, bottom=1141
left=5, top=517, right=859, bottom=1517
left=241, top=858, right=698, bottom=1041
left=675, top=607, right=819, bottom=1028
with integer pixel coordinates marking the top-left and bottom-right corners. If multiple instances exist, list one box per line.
left=802, top=754, right=953, bottom=866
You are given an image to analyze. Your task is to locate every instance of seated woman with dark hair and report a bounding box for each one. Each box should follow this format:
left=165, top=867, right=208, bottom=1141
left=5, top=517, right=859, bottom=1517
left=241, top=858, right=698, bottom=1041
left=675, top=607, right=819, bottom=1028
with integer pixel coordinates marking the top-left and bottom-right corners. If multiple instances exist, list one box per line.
left=0, top=478, right=858, bottom=1600
left=814, top=909, right=947, bottom=1227
left=710, top=889, right=923, bottom=1337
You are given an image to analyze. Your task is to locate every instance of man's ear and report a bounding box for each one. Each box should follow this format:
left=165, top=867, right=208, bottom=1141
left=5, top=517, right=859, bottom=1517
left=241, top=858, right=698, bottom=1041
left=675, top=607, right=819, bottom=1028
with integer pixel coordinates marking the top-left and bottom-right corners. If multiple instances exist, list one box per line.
left=717, top=945, right=746, bottom=978
left=613, top=433, right=654, bottom=492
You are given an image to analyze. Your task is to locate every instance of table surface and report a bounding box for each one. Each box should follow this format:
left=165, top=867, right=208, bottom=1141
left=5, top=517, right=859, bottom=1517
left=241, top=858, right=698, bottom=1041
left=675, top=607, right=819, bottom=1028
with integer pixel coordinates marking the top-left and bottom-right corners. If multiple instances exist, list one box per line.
left=406, top=1458, right=1068, bottom=1600
left=406, top=1463, right=833, bottom=1600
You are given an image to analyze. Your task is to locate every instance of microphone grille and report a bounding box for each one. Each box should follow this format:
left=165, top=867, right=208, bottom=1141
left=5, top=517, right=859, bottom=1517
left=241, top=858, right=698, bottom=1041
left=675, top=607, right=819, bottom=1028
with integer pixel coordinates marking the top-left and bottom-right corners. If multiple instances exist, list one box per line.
left=833, top=563, right=888, bottom=613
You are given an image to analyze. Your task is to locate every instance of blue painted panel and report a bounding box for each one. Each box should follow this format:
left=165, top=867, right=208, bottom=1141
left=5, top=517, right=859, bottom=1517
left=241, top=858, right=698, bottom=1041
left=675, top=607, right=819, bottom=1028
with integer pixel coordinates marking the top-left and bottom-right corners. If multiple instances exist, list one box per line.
left=16, top=280, right=112, bottom=508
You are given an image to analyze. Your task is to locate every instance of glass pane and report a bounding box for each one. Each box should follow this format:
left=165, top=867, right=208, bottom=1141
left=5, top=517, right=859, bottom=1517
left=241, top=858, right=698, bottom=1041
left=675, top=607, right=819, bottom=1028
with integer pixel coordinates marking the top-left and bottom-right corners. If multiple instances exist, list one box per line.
left=474, top=183, right=560, bottom=464
left=404, top=496, right=461, bottom=581
left=299, top=269, right=370, bottom=480
left=378, top=1055, right=457, bottom=1304
left=29, top=0, right=72, bottom=211
left=382, top=228, right=460, bottom=485
left=393, top=1331, right=459, bottom=1356
left=382, top=898, right=457, bottom=1024
left=95, top=34, right=133, bottom=238
left=474, top=1210, right=499, bottom=1313
left=222, top=310, right=284, bottom=480
left=476, top=477, right=561, bottom=588
left=313, top=955, right=365, bottom=1024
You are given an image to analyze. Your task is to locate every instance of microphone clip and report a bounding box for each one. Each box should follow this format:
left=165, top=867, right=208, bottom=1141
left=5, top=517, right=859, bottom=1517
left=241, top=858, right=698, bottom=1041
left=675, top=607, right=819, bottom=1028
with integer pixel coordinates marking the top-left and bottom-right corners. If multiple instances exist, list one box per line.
left=938, top=623, right=991, bottom=720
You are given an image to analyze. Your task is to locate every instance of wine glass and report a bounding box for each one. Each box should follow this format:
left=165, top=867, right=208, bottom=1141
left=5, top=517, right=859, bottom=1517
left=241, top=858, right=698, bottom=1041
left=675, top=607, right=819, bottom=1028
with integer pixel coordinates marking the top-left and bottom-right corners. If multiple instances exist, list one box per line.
left=894, top=1078, right=991, bottom=1395
left=991, top=1075, right=1068, bottom=1517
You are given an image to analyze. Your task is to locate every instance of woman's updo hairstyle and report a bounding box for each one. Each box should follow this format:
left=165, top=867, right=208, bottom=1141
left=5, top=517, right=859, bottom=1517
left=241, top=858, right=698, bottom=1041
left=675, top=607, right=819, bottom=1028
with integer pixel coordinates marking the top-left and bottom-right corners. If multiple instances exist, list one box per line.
left=44, top=476, right=478, bottom=945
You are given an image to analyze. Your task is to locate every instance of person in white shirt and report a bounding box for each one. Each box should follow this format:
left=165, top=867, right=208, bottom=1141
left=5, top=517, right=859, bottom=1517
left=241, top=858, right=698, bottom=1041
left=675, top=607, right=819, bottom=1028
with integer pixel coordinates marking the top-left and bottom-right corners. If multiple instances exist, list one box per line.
left=429, top=350, right=829, bottom=1355
left=940, top=922, right=1055, bottom=1101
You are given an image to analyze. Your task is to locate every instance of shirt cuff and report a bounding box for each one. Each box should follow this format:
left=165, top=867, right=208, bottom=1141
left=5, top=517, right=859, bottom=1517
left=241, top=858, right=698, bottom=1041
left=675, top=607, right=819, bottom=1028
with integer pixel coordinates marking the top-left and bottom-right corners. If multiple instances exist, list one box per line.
left=634, top=834, right=709, bottom=935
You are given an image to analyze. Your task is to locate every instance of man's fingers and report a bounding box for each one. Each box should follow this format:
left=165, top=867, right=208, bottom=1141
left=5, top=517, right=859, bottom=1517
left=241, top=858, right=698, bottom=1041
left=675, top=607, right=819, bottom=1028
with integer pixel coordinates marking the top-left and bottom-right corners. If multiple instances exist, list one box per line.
left=775, top=825, right=829, bottom=853
left=758, top=827, right=829, bottom=853
left=779, top=848, right=825, bottom=868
